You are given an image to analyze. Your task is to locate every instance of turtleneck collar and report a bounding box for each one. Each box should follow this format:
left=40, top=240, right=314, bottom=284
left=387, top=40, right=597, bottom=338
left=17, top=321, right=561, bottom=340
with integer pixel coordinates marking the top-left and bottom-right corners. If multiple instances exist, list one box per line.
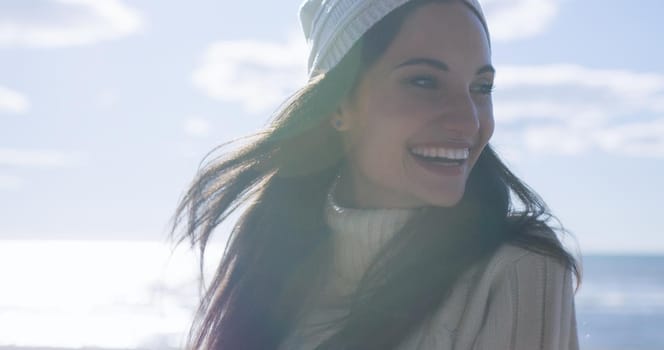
left=322, top=177, right=419, bottom=287
left=324, top=176, right=416, bottom=238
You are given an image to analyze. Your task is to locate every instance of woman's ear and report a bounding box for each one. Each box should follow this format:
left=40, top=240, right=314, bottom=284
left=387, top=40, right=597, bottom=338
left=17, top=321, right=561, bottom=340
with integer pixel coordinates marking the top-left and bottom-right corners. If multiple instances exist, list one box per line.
left=329, top=109, right=350, bottom=131
left=330, top=98, right=352, bottom=131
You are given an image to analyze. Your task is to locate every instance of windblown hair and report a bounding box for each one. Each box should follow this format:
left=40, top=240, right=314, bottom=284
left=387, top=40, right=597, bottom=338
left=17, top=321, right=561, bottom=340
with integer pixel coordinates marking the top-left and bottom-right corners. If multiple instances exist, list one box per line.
left=172, top=0, right=582, bottom=349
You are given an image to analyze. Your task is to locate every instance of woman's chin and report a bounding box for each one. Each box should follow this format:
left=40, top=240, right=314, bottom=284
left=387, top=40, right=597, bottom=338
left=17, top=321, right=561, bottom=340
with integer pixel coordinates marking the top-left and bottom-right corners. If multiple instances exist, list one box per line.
left=419, top=189, right=465, bottom=208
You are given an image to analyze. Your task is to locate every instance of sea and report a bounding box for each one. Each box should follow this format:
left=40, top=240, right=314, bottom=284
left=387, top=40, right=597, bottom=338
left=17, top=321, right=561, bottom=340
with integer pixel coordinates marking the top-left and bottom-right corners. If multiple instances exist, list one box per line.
left=576, top=255, right=664, bottom=350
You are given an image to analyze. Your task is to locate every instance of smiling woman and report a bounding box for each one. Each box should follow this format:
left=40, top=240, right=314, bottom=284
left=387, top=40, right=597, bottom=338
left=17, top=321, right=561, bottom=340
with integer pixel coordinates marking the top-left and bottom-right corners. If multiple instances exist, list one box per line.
left=172, top=0, right=582, bottom=349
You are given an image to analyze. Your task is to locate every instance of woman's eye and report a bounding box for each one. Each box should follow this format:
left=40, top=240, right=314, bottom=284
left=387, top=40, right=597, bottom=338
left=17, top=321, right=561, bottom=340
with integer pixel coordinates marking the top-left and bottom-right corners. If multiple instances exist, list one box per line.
left=471, top=82, right=495, bottom=95
left=408, top=76, right=438, bottom=89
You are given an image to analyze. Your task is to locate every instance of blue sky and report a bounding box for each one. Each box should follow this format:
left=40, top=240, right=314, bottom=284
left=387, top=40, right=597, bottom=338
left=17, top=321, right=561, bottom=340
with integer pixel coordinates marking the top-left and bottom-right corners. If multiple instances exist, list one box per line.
left=1, top=0, right=663, bottom=254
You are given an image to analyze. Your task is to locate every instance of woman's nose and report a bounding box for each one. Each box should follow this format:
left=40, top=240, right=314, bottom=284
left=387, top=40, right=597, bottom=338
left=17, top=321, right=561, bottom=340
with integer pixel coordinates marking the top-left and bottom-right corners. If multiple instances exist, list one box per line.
left=435, top=90, right=480, bottom=137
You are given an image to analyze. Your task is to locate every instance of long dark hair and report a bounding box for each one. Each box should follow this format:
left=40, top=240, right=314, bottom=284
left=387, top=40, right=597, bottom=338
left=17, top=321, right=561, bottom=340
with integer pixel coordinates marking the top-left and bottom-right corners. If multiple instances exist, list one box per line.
left=171, top=1, right=582, bottom=349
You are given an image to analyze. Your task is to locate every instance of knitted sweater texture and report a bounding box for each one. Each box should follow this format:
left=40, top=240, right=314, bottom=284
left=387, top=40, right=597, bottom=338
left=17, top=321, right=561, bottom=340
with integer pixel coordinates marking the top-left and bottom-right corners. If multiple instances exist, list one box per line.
left=278, top=186, right=580, bottom=349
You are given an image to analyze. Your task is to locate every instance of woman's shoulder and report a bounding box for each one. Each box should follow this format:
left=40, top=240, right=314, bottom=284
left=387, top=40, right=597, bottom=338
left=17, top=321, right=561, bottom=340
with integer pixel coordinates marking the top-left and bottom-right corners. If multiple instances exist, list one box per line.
left=487, top=222, right=570, bottom=271
left=430, top=242, right=578, bottom=349
left=477, top=241, right=574, bottom=291
left=490, top=243, right=549, bottom=268
left=453, top=243, right=568, bottom=301
left=492, top=241, right=570, bottom=269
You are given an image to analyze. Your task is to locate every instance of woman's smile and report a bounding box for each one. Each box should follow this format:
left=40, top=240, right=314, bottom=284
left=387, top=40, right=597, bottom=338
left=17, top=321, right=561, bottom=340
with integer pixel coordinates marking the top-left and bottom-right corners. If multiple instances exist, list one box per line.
left=408, top=143, right=471, bottom=175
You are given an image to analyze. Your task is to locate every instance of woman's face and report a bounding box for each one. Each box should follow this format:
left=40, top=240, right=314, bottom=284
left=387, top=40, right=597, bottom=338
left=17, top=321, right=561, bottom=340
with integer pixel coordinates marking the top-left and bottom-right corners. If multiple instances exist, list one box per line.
left=334, top=1, right=494, bottom=209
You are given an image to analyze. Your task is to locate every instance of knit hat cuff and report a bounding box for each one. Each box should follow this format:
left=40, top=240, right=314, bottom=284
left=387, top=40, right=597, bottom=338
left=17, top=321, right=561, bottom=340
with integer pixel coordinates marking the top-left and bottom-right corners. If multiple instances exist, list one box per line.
left=305, top=0, right=412, bottom=77
left=301, top=0, right=488, bottom=78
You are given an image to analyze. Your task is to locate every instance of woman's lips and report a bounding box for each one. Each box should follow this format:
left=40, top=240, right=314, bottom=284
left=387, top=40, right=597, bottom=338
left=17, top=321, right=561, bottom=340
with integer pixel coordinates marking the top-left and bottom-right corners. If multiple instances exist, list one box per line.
left=407, top=140, right=474, bottom=176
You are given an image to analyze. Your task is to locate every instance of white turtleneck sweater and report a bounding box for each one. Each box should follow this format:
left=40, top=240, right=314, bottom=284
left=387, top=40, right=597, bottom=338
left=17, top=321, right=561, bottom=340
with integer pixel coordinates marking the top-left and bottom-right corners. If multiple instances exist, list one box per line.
left=278, top=183, right=580, bottom=350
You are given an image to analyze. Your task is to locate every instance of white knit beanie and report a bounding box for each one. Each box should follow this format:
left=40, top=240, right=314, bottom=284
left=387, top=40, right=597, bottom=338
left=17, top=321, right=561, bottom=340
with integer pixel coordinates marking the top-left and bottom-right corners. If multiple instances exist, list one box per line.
left=299, top=0, right=488, bottom=78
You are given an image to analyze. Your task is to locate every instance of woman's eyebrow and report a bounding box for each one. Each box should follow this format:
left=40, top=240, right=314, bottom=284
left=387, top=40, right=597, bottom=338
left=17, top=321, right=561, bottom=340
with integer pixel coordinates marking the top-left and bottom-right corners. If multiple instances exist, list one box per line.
left=395, top=57, right=449, bottom=71
left=394, top=57, right=495, bottom=76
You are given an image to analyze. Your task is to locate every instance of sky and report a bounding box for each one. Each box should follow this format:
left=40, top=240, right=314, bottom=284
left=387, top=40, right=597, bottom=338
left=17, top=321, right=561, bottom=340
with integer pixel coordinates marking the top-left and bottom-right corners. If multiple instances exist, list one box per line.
left=2, top=0, right=663, bottom=253
left=1, top=0, right=663, bottom=348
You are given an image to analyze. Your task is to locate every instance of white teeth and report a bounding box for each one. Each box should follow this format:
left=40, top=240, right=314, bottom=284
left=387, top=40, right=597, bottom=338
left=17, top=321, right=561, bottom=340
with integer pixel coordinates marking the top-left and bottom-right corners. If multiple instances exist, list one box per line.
left=410, top=147, right=469, bottom=160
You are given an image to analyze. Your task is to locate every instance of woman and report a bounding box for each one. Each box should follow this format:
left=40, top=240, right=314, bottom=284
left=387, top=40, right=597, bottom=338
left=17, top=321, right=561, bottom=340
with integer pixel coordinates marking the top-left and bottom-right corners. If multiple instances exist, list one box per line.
left=173, top=0, right=582, bottom=349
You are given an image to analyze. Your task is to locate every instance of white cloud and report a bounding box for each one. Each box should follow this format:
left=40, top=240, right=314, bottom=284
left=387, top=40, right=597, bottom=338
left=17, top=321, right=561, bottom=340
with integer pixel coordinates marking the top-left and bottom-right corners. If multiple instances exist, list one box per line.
left=183, top=117, right=210, bottom=138
left=481, top=0, right=560, bottom=41
left=493, top=64, right=664, bottom=158
left=520, top=118, right=664, bottom=158
left=192, top=34, right=308, bottom=114
left=594, top=118, right=664, bottom=158
left=0, top=148, right=83, bottom=167
left=0, top=174, right=24, bottom=191
left=0, top=0, right=144, bottom=48
left=0, top=149, right=83, bottom=191
left=522, top=125, right=591, bottom=156
left=96, top=90, right=119, bottom=109
left=496, top=64, right=664, bottom=111
left=0, top=85, right=29, bottom=114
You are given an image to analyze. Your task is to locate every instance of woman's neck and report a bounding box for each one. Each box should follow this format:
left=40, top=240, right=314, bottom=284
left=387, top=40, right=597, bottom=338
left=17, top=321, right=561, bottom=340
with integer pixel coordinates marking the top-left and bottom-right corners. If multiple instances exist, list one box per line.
left=332, top=165, right=426, bottom=209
